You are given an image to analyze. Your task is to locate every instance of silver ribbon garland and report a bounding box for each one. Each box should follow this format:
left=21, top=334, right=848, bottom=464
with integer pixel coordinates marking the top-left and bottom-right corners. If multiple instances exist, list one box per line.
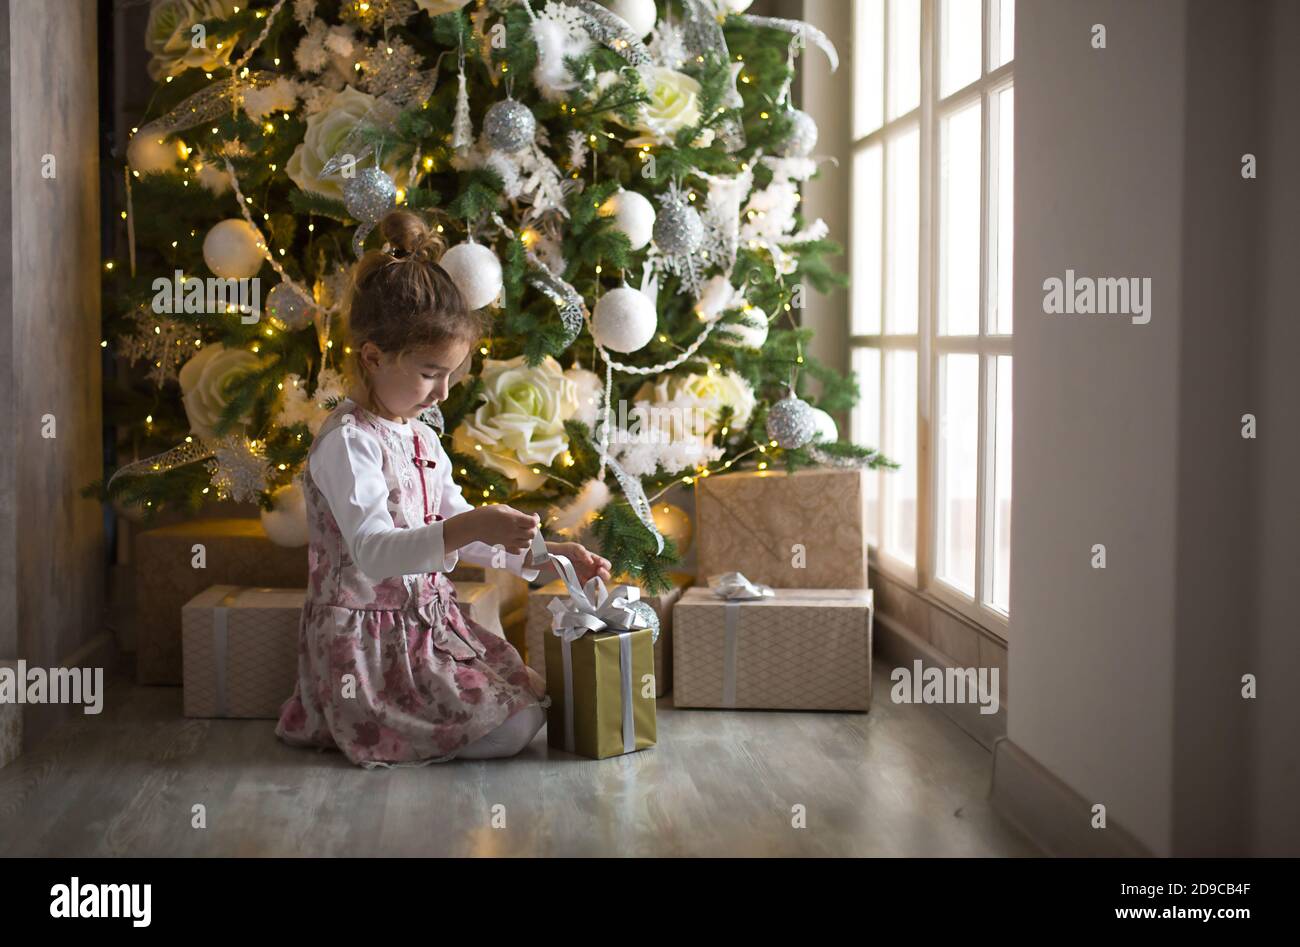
left=531, top=533, right=653, bottom=754
left=136, top=71, right=282, bottom=139
left=523, top=250, right=584, bottom=347
left=557, top=0, right=654, bottom=71
left=681, top=0, right=746, bottom=152
left=740, top=15, right=840, bottom=73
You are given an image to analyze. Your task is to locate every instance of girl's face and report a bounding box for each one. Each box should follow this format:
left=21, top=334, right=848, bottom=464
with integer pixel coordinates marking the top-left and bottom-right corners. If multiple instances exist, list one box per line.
left=360, top=337, right=473, bottom=419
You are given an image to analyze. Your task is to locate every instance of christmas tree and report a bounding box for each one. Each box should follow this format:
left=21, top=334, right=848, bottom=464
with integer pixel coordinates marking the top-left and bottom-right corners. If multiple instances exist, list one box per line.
left=90, top=0, right=895, bottom=592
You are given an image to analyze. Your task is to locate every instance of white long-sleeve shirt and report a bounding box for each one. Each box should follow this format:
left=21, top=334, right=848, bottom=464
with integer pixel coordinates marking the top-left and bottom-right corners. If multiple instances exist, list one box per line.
left=309, top=408, right=542, bottom=583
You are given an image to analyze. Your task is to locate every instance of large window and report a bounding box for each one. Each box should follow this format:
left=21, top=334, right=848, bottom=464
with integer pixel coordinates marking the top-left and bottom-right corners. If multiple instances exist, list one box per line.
left=850, top=0, right=1013, bottom=634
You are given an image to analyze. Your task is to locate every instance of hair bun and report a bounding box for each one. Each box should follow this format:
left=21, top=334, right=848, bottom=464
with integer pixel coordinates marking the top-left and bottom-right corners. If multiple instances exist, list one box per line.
left=380, top=210, right=445, bottom=262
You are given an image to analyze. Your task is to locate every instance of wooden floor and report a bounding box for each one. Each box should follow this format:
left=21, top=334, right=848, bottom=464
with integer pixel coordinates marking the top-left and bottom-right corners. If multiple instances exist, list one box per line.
left=0, top=662, right=1039, bottom=857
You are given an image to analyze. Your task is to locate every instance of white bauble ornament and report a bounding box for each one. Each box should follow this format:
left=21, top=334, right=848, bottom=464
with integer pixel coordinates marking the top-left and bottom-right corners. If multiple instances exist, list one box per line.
left=808, top=406, right=839, bottom=444
left=439, top=242, right=503, bottom=310
left=599, top=188, right=655, bottom=250
left=777, top=109, right=819, bottom=158
left=592, top=285, right=657, bottom=353
left=605, top=0, right=657, bottom=38
left=261, top=482, right=309, bottom=547
left=720, top=309, right=768, bottom=349
left=128, top=134, right=185, bottom=174
left=203, top=219, right=265, bottom=279
left=719, top=0, right=753, bottom=12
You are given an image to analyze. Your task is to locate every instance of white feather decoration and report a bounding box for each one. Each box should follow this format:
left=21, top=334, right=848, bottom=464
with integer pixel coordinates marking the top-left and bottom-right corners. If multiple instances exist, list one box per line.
left=531, top=3, right=594, bottom=100
left=549, top=478, right=612, bottom=536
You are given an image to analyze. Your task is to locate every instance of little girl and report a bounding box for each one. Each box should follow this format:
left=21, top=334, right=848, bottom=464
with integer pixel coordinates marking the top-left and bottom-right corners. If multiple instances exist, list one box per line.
left=275, top=210, right=611, bottom=769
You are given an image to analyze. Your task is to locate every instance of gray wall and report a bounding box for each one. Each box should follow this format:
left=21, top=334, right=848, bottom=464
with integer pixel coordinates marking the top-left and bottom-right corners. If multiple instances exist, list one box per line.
left=1250, top=0, right=1300, bottom=857
left=1013, top=0, right=1298, bottom=855
left=1, top=0, right=106, bottom=746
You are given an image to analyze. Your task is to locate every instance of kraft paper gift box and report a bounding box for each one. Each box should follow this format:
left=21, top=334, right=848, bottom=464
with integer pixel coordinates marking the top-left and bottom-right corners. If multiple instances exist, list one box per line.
left=544, top=624, right=657, bottom=759
left=694, top=469, right=871, bottom=590
left=0, top=660, right=20, bottom=769
left=134, top=519, right=309, bottom=684
left=453, top=581, right=504, bottom=640
left=183, top=586, right=305, bottom=718
left=181, top=580, right=500, bottom=718
left=672, top=587, right=874, bottom=710
left=525, top=572, right=690, bottom=696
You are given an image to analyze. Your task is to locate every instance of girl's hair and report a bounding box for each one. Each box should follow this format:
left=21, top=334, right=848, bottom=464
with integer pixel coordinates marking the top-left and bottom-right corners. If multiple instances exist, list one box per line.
left=343, top=210, right=488, bottom=393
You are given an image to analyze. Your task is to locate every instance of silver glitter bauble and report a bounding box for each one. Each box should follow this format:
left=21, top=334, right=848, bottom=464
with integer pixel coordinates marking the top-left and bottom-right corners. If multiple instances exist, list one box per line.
left=776, top=109, right=819, bottom=158
left=483, top=98, right=536, bottom=153
left=264, top=282, right=314, bottom=331
left=652, top=195, right=704, bottom=255
left=342, top=167, right=397, bottom=225
left=626, top=599, right=660, bottom=643
left=765, top=393, right=818, bottom=449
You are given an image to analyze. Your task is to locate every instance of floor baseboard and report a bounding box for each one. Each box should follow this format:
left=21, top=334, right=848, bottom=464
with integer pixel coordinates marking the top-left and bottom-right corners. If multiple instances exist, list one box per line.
left=990, top=737, right=1154, bottom=857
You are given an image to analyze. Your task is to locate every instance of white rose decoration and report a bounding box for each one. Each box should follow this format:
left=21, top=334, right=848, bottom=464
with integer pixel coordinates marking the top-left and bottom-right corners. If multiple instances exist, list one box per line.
left=673, top=371, right=756, bottom=431
left=620, top=67, right=715, bottom=147
left=145, top=0, right=241, bottom=81
left=286, top=85, right=412, bottom=200
left=452, top=356, right=579, bottom=491
left=633, top=370, right=755, bottom=440
left=178, top=343, right=262, bottom=440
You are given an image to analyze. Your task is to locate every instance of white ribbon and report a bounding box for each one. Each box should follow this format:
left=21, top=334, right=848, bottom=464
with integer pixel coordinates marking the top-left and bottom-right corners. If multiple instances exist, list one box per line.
left=530, top=533, right=651, bottom=753
left=707, top=571, right=776, bottom=601
left=211, top=587, right=252, bottom=716
left=706, top=573, right=774, bottom=707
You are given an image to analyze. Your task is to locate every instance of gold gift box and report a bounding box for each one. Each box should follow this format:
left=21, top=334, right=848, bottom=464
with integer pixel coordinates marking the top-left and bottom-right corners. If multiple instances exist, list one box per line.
left=544, top=626, right=657, bottom=760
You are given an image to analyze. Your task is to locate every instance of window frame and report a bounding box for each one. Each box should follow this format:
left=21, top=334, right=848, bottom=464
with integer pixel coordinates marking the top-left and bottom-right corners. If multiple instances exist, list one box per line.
left=849, top=0, right=1014, bottom=637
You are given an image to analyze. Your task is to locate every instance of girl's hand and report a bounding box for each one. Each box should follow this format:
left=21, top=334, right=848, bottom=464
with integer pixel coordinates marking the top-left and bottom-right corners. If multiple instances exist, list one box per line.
left=444, top=505, right=539, bottom=555
left=537, top=541, right=612, bottom=586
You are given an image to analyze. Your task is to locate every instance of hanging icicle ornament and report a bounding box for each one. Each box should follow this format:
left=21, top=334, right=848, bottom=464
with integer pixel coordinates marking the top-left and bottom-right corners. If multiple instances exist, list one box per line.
left=451, top=44, right=473, bottom=152
left=765, top=391, right=818, bottom=450
left=342, top=167, right=397, bottom=258
left=483, top=98, right=537, bottom=153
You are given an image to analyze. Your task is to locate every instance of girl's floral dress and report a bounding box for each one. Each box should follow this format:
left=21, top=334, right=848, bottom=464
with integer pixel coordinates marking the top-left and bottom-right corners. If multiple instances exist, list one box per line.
left=274, top=398, right=547, bottom=769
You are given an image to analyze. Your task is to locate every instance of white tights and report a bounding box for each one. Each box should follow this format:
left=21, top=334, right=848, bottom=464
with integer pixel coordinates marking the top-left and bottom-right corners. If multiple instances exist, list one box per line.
left=455, top=704, right=546, bottom=760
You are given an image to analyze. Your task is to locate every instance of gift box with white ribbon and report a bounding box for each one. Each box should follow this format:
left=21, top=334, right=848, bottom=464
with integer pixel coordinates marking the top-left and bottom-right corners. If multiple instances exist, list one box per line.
left=672, top=581, right=874, bottom=711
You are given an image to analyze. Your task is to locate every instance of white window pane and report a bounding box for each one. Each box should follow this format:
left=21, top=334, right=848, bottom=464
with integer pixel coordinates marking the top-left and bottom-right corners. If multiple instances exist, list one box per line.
left=992, top=0, right=1015, bottom=68
left=936, top=354, right=979, bottom=596
left=940, top=0, right=982, bottom=97
left=851, top=143, right=882, bottom=334
left=887, top=0, right=920, bottom=119
left=939, top=100, right=981, bottom=335
left=990, top=86, right=1014, bottom=334
left=885, top=125, right=918, bottom=333
left=989, top=356, right=1012, bottom=612
left=883, top=350, right=917, bottom=566
left=852, top=346, right=883, bottom=547
left=854, top=0, right=885, bottom=137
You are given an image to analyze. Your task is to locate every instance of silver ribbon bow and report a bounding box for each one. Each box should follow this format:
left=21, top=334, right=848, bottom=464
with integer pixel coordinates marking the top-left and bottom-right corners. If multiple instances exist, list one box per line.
left=708, top=571, right=776, bottom=600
